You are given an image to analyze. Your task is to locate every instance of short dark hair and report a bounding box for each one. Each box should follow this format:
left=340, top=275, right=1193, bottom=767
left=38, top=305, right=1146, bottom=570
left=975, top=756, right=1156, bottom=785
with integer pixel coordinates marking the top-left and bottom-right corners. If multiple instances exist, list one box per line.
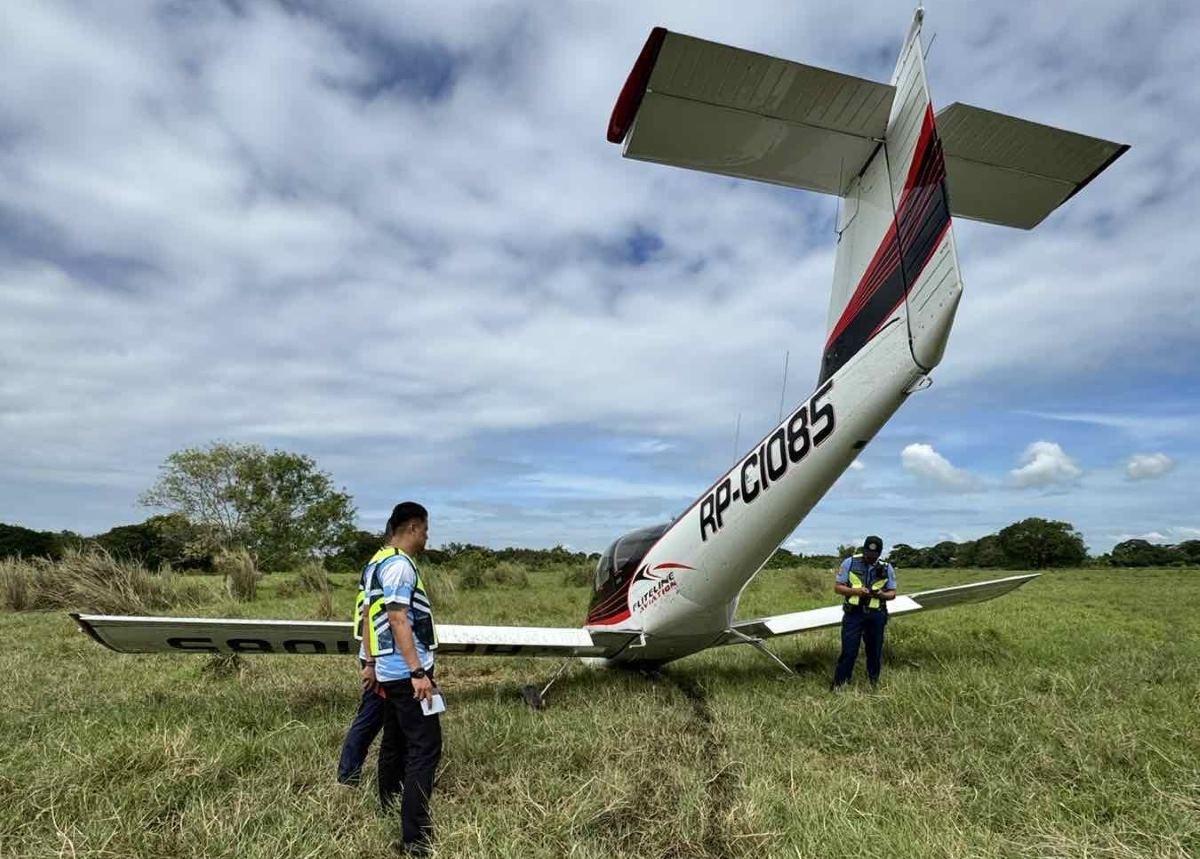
left=386, top=502, right=428, bottom=536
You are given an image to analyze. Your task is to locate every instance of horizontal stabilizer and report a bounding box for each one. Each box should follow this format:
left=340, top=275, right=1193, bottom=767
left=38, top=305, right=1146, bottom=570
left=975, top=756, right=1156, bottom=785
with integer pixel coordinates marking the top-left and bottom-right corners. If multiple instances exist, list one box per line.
left=71, top=613, right=633, bottom=658
left=610, top=29, right=895, bottom=196
left=937, top=103, right=1128, bottom=229
left=727, top=573, right=1038, bottom=642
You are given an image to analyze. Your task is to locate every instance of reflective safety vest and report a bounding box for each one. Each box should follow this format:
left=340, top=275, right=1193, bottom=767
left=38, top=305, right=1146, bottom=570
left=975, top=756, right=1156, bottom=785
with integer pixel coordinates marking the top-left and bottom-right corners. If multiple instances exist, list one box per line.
left=845, top=559, right=891, bottom=612
left=352, top=547, right=438, bottom=656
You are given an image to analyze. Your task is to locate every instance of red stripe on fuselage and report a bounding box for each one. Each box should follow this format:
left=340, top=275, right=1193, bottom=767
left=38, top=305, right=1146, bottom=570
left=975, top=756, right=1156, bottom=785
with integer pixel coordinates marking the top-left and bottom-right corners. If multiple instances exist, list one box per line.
left=823, top=106, right=945, bottom=355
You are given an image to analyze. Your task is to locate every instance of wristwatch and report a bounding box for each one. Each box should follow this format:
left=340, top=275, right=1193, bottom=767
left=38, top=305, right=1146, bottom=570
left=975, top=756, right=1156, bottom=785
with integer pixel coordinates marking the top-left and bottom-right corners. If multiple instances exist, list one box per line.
left=410, top=667, right=427, bottom=680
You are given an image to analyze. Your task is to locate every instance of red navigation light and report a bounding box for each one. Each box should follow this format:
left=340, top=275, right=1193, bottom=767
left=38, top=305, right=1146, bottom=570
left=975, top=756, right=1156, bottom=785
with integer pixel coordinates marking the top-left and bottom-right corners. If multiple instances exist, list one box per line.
left=606, top=27, right=668, bottom=144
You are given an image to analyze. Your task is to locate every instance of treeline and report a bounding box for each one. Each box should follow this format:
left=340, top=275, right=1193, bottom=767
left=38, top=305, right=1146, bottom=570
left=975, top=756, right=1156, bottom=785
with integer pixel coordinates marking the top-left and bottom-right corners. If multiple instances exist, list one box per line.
left=889, top=518, right=1200, bottom=569
left=6, top=515, right=1198, bottom=574
left=1, top=516, right=215, bottom=571
left=5, top=438, right=1196, bottom=575
left=0, top=520, right=599, bottom=574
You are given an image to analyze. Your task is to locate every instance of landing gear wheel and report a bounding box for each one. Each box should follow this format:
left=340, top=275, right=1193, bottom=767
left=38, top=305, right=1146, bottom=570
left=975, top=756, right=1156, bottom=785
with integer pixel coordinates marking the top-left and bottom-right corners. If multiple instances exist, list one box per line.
left=520, top=684, right=545, bottom=710
left=519, top=660, right=572, bottom=710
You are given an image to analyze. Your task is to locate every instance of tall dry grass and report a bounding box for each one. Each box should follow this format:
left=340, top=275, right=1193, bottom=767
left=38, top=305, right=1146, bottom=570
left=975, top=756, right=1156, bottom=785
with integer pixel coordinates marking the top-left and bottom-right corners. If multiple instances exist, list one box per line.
left=214, top=548, right=259, bottom=602
left=1, top=556, right=40, bottom=611
left=0, top=548, right=207, bottom=614
left=295, top=559, right=331, bottom=594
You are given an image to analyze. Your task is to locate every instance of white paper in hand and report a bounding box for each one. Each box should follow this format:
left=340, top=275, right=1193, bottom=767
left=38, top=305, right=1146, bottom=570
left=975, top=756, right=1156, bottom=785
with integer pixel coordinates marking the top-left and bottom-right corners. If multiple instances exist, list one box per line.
left=421, top=692, right=446, bottom=717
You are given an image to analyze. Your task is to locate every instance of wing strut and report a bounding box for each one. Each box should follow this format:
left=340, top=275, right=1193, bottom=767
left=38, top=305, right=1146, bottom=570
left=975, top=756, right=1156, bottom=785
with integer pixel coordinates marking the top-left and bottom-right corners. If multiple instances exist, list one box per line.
left=724, top=626, right=795, bottom=675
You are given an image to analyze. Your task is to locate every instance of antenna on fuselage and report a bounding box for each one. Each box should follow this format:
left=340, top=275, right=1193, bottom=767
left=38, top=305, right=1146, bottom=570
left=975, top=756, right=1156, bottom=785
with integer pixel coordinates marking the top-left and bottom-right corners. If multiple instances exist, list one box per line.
left=732, top=411, right=742, bottom=458
left=777, top=350, right=790, bottom=423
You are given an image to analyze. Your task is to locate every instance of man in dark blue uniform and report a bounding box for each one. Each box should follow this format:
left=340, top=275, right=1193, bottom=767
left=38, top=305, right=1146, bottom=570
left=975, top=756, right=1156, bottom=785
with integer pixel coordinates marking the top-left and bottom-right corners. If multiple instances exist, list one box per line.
left=832, top=535, right=896, bottom=688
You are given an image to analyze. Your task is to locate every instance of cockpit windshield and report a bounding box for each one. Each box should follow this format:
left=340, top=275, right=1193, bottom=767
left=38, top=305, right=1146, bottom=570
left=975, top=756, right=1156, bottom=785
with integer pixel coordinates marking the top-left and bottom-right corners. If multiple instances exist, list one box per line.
left=593, top=522, right=670, bottom=593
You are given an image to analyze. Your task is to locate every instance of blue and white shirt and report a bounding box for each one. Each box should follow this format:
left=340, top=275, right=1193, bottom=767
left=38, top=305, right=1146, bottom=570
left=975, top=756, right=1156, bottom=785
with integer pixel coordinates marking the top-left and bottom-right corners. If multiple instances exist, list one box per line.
left=359, top=549, right=436, bottom=681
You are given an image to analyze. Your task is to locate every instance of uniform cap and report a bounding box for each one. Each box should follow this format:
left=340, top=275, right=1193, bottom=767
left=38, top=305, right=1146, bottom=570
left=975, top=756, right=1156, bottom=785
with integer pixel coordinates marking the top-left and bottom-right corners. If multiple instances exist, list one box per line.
left=862, top=535, right=883, bottom=553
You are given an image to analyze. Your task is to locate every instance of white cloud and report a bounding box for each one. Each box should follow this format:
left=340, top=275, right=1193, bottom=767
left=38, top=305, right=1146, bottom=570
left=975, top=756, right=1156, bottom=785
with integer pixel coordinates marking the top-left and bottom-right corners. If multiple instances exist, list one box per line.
left=900, top=444, right=978, bottom=491
left=2, top=0, right=1199, bottom=554
left=1010, top=441, right=1082, bottom=488
left=1125, top=452, right=1175, bottom=480
left=1023, top=412, right=1195, bottom=440
left=848, top=459, right=865, bottom=471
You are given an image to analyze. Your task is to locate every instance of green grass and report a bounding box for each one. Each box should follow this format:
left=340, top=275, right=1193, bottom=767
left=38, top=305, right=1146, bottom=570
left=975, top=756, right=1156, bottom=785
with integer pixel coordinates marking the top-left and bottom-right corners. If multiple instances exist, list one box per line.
left=1, top=566, right=1197, bottom=858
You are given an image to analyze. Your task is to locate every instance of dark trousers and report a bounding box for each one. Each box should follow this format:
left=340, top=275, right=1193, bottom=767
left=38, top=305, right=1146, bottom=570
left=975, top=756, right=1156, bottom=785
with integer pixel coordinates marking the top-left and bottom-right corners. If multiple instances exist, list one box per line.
left=379, top=677, right=443, bottom=850
left=337, top=684, right=388, bottom=784
left=833, top=608, right=887, bottom=686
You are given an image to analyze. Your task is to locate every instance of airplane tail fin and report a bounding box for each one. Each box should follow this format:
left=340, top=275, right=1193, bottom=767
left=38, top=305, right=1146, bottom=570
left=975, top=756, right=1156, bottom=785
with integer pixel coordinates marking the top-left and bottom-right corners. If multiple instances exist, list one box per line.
left=822, top=10, right=960, bottom=383
left=607, top=13, right=1127, bottom=385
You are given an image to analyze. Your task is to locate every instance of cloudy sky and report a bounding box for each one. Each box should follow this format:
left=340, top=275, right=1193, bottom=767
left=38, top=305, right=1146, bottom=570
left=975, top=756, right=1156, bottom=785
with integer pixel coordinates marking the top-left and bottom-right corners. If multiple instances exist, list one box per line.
left=2, top=0, right=1197, bottom=555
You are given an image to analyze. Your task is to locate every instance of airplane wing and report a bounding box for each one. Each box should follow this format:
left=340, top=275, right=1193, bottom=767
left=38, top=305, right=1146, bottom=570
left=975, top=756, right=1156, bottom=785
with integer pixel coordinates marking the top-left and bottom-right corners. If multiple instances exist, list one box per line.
left=609, top=27, right=895, bottom=196
left=70, top=613, right=637, bottom=659
left=936, top=103, right=1128, bottom=229
left=726, top=573, right=1039, bottom=643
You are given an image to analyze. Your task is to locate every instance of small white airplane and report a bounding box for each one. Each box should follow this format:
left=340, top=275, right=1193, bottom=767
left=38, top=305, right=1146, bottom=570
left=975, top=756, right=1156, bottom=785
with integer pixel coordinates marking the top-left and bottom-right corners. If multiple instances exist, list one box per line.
left=73, top=10, right=1125, bottom=680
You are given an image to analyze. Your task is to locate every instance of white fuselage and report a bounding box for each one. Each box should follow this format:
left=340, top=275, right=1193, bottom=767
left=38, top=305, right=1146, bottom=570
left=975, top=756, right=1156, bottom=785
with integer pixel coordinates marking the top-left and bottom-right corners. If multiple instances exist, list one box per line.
left=590, top=17, right=962, bottom=665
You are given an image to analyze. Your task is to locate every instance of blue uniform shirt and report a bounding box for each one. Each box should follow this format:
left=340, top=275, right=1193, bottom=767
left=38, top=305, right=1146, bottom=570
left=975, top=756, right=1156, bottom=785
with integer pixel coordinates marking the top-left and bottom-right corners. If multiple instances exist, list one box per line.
left=836, top=556, right=896, bottom=591
left=360, top=553, right=436, bottom=681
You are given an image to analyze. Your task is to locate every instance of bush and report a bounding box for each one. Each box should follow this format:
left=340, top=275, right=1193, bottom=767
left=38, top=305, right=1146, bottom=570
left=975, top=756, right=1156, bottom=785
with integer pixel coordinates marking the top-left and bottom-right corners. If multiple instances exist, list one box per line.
left=456, top=557, right=487, bottom=591
left=791, top=567, right=828, bottom=599
left=215, top=548, right=259, bottom=602
left=562, top=560, right=595, bottom=588
left=488, top=561, right=529, bottom=588
left=295, top=559, right=332, bottom=594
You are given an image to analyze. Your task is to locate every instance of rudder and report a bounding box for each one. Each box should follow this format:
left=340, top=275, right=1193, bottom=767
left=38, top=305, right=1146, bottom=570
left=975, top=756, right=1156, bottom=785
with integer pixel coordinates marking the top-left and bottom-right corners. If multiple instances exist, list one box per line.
left=821, top=10, right=963, bottom=382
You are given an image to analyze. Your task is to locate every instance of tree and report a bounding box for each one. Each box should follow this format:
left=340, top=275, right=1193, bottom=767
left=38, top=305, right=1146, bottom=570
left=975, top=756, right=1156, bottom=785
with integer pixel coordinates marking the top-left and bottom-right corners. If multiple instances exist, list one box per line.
left=925, top=541, right=959, bottom=568
left=141, top=442, right=356, bottom=570
left=972, top=534, right=1007, bottom=568
left=0, top=523, right=66, bottom=560
left=1110, top=539, right=1174, bottom=567
left=1173, top=540, right=1200, bottom=566
left=888, top=543, right=923, bottom=567
left=93, top=514, right=210, bottom=570
left=326, top=529, right=384, bottom=573
left=997, top=517, right=1087, bottom=569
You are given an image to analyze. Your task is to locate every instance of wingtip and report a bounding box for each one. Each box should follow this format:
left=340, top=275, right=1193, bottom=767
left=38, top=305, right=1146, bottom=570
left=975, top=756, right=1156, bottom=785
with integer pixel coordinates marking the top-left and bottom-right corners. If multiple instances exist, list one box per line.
left=606, top=26, right=669, bottom=144
left=69, top=612, right=110, bottom=649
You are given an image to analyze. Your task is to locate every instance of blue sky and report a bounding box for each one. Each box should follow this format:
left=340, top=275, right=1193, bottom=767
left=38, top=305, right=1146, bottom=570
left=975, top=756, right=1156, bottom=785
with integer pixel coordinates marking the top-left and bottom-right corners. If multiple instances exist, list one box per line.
left=1, top=1, right=1197, bottom=554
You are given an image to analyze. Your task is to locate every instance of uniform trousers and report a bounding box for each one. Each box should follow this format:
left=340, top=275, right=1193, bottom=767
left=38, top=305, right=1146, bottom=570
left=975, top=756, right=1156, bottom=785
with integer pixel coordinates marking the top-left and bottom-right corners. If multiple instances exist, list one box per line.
left=833, top=607, right=887, bottom=686
left=336, top=682, right=388, bottom=784
left=378, top=676, right=443, bottom=851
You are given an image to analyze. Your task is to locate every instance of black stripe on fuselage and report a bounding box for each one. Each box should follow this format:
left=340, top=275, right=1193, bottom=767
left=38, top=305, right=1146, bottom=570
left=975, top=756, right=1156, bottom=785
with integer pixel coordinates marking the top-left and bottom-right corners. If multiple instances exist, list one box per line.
left=819, top=129, right=950, bottom=384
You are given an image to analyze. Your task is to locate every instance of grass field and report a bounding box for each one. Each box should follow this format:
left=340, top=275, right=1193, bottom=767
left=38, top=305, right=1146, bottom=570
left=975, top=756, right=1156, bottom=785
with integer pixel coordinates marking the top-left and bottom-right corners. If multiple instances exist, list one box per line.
left=1, top=565, right=1197, bottom=858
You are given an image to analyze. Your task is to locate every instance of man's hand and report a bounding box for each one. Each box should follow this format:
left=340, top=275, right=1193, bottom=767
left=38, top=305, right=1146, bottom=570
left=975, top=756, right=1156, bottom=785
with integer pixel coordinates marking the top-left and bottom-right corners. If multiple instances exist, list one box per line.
left=856, top=587, right=872, bottom=597
left=411, top=674, right=434, bottom=703
left=361, top=662, right=379, bottom=693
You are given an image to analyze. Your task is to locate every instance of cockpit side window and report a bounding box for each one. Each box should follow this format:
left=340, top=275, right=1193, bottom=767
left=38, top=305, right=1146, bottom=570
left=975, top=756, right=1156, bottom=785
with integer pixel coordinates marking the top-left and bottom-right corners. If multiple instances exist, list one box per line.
left=594, top=541, right=617, bottom=591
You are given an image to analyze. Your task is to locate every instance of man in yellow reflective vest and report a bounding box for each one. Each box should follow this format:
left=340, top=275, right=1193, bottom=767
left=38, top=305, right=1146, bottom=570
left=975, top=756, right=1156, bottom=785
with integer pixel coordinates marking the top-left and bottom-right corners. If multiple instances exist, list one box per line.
left=832, top=535, right=896, bottom=688
left=358, top=501, right=441, bottom=857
